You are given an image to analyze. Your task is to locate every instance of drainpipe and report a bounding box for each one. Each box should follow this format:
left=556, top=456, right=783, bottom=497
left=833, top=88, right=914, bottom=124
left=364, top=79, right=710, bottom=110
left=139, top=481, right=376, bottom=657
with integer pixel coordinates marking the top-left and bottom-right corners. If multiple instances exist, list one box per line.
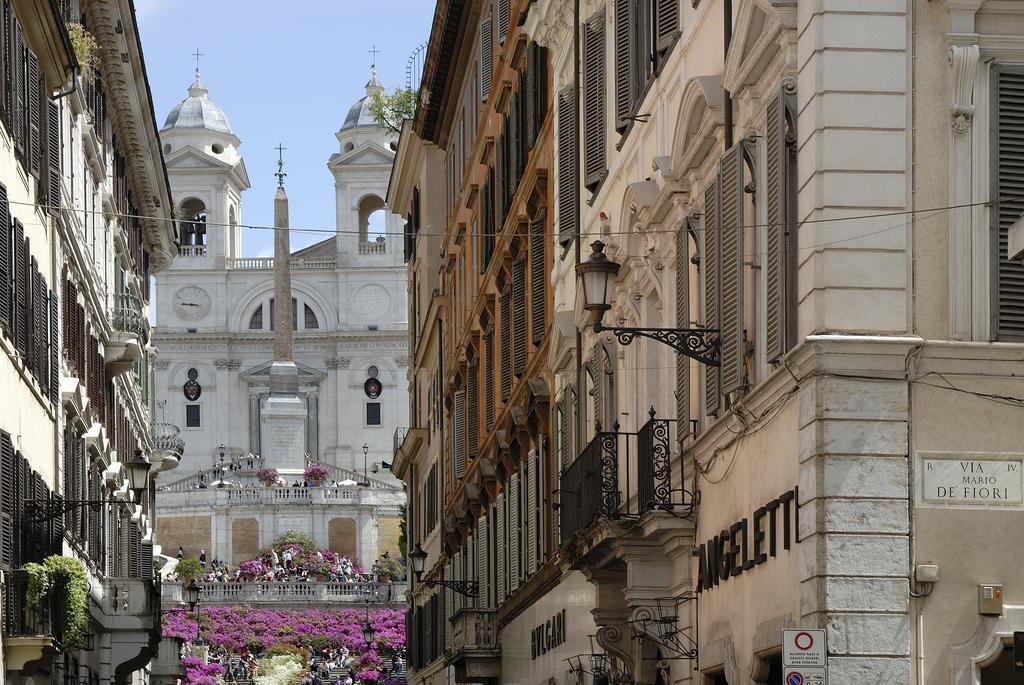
left=723, top=0, right=733, bottom=149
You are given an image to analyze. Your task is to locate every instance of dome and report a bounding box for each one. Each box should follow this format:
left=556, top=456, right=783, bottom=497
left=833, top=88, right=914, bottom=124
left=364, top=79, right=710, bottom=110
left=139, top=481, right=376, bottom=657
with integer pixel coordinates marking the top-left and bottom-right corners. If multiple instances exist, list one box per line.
left=162, top=72, right=233, bottom=135
left=339, top=69, right=385, bottom=133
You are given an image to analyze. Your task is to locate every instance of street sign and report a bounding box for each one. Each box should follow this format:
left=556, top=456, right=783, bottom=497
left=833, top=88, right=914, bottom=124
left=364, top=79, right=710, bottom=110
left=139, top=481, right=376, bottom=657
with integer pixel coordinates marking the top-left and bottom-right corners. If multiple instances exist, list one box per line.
left=785, top=668, right=826, bottom=685
left=783, top=629, right=827, bottom=667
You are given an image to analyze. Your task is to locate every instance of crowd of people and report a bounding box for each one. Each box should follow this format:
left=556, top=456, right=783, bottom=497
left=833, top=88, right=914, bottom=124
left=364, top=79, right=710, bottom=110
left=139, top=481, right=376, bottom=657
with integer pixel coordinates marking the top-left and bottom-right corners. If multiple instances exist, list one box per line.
left=195, top=642, right=406, bottom=685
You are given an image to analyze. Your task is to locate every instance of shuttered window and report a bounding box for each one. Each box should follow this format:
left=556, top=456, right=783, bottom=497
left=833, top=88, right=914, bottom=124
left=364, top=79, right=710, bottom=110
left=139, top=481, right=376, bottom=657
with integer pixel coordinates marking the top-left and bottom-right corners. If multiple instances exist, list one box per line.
left=485, top=330, right=495, bottom=431
left=453, top=390, right=466, bottom=480
left=12, top=21, right=23, bottom=158
left=676, top=219, right=691, bottom=434
left=583, top=12, right=607, bottom=190
left=477, top=515, right=489, bottom=607
left=703, top=177, right=722, bottom=416
left=614, top=0, right=632, bottom=131
left=526, top=452, right=537, bottom=574
left=0, top=430, right=16, bottom=569
left=500, top=286, right=511, bottom=399
left=765, top=85, right=797, bottom=361
left=0, top=182, right=10, bottom=336
left=480, top=18, right=493, bottom=102
left=512, top=258, right=527, bottom=377
left=508, top=472, right=520, bottom=592
left=495, top=0, right=509, bottom=43
left=27, top=52, right=39, bottom=178
left=46, top=101, right=60, bottom=213
left=530, top=211, right=547, bottom=344
left=14, top=220, right=26, bottom=355
left=496, top=492, right=506, bottom=601
left=656, top=0, right=680, bottom=54
left=994, top=64, right=1024, bottom=339
left=557, top=88, right=578, bottom=248
left=467, top=365, right=478, bottom=460
left=719, top=145, right=746, bottom=396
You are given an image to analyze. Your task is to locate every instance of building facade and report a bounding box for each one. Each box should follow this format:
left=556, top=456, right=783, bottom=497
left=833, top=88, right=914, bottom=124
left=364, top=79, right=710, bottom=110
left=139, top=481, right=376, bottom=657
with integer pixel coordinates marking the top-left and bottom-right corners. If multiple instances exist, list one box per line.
left=0, top=1, right=180, bottom=684
left=397, top=0, right=1024, bottom=684
left=152, top=71, right=408, bottom=566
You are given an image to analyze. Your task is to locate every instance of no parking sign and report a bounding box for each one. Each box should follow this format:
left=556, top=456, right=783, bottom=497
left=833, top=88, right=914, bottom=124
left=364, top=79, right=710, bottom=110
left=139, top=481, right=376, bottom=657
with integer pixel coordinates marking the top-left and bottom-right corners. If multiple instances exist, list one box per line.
left=783, top=629, right=827, bottom=685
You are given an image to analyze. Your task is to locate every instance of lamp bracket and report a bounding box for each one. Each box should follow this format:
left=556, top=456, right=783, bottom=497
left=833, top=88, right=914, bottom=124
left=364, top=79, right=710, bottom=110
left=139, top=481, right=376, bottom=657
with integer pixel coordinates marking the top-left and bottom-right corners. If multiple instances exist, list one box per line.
left=24, top=498, right=119, bottom=523
left=422, top=579, right=480, bottom=598
left=596, top=323, right=720, bottom=367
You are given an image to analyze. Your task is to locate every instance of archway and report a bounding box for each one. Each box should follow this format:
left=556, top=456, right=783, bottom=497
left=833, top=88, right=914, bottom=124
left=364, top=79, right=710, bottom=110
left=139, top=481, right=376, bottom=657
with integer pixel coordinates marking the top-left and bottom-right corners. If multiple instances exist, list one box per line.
left=180, top=197, right=208, bottom=247
left=358, top=194, right=386, bottom=244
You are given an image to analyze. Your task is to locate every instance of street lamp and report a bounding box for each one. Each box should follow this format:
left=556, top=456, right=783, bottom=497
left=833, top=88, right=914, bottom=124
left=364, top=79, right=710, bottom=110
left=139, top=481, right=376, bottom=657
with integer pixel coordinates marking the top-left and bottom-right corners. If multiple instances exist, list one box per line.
left=123, top=451, right=153, bottom=501
left=362, top=620, right=376, bottom=646
left=408, top=543, right=478, bottom=598
left=361, top=443, right=370, bottom=487
left=184, top=579, right=202, bottom=611
left=576, top=240, right=721, bottom=367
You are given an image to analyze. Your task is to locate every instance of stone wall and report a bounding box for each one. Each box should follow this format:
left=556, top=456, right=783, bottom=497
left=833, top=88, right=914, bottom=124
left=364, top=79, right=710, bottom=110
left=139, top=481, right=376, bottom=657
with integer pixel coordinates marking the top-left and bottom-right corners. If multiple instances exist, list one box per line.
left=160, top=515, right=212, bottom=560
left=232, top=518, right=260, bottom=564
left=328, top=518, right=357, bottom=560
left=377, top=516, right=402, bottom=559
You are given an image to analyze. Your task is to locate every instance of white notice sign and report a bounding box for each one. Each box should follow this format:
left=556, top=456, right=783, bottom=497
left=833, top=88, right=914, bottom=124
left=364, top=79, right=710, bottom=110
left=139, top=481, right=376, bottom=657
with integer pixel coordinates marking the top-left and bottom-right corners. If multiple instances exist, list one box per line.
left=783, top=629, right=826, bottom=667
left=922, top=458, right=1023, bottom=505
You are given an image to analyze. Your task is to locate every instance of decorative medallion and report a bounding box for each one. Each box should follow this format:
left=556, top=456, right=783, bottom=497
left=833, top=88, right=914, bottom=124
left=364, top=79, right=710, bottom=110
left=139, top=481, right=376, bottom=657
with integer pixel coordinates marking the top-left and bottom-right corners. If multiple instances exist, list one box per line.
left=364, top=377, right=382, bottom=399
left=184, top=368, right=202, bottom=401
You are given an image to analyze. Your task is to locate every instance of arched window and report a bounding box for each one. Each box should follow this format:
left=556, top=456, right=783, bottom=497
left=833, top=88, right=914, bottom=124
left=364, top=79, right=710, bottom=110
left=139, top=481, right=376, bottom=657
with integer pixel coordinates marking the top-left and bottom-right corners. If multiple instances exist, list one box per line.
left=180, top=198, right=207, bottom=246
left=304, top=304, right=319, bottom=329
left=248, top=304, right=263, bottom=330
left=358, top=195, right=386, bottom=244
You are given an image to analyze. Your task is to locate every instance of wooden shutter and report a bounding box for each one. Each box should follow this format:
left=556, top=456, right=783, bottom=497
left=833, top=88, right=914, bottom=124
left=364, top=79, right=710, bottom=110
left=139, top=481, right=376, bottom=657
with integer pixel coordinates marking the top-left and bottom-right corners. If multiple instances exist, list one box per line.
left=508, top=472, right=520, bottom=592
left=485, top=330, right=495, bottom=430
left=495, top=492, right=505, bottom=601
left=14, top=220, right=26, bottom=355
left=34, top=265, right=45, bottom=384
left=0, top=182, right=9, bottom=335
left=676, top=220, right=690, bottom=434
left=25, top=259, right=36, bottom=371
left=994, top=65, right=1024, bottom=338
left=27, top=51, right=39, bottom=177
left=129, top=522, right=141, bottom=578
left=720, top=145, right=746, bottom=396
left=526, top=453, right=536, bottom=574
left=444, top=562, right=453, bottom=650
left=480, top=18, right=493, bottom=102
left=512, top=258, right=527, bottom=377
left=45, top=100, right=60, bottom=214
left=582, top=12, right=606, bottom=189
left=765, top=87, right=795, bottom=362
left=530, top=211, right=546, bottom=344
left=500, top=286, right=511, bottom=399
left=496, top=0, right=509, bottom=43
left=495, top=128, right=507, bottom=231
left=656, top=0, right=680, bottom=53
left=12, top=21, right=22, bottom=157
left=557, top=88, right=578, bottom=247
left=703, top=177, right=721, bottom=416
left=1, top=2, right=10, bottom=130
left=525, top=46, right=538, bottom=150
left=467, top=365, right=478, bottom=460
left=614, top=0, right=632, bottom=130
left=0, top=431, right=14, bottom=569
left=453, top=390, right=466, bottom=479
left=477, top=515, right=489, bottom=607
left=48, top=290, right=58, bottom=404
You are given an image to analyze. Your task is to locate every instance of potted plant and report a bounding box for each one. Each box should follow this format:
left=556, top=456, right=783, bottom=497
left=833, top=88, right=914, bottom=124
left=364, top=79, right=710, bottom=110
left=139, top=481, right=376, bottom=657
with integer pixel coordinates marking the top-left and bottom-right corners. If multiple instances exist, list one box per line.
left=22, top=556, right=89, bottom=649
left=257, top=467, right=280, bottom=487
left=303, top=463, right=330, bottom=486
left=176, top=558, right=203, bottom=581
left=375, top=554, right=403, bottom=582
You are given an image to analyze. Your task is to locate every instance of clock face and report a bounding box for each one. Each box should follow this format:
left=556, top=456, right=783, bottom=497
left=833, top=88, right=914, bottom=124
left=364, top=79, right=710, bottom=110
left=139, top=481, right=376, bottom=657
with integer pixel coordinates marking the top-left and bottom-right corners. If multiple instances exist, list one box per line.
left=173, top=286, right=211, bottom=321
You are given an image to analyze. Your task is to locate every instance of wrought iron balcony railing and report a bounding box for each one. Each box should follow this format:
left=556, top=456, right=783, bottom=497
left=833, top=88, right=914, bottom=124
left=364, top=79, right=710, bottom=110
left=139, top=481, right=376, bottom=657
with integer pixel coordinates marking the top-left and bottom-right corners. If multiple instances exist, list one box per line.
left=559, top=411, right=681, bottom=541
left=112, top=298, right=145, bottom=336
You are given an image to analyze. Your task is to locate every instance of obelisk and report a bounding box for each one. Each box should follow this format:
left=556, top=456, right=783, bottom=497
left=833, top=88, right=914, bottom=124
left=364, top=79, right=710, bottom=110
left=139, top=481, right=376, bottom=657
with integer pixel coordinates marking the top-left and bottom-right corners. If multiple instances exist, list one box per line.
left=259, top=146, right=307, bottom=473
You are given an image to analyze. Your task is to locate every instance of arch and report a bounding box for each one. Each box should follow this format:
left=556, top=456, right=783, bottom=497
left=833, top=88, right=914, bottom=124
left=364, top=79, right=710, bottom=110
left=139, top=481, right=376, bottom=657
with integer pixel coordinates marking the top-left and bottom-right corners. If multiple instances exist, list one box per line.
left=179, top=197, right=208, bottom=247
left=357, top=194, right=387, bottom=243
left=952, top=605, right=1024, bottom=685
left=671, top=76, right=726, bottom=178
left=232, top=283, right=334, bottom=332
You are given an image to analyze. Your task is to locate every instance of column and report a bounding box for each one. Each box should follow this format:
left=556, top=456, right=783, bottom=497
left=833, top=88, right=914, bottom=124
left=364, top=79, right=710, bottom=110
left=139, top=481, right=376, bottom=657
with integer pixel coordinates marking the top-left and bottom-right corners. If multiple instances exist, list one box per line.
left=248, top=390, right=261, bottom=454
left=306, top=390, right=319, bottom=459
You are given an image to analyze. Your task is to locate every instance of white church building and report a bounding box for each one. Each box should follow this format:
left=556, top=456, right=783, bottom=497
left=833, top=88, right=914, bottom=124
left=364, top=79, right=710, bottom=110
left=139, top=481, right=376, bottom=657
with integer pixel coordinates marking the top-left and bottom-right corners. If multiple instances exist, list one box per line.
left=151, top=70, right=407, bottom=565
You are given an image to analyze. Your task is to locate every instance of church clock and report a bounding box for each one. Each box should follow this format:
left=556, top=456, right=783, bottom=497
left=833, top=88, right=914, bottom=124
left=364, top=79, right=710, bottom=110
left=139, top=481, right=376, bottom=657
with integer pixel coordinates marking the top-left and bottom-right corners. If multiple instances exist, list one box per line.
left=173, top=286, right=212, bottom=321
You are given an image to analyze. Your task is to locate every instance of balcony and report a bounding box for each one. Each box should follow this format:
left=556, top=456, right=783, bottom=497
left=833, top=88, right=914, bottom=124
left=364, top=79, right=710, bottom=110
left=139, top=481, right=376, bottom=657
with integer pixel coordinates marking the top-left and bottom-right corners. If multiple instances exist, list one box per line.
left=151, top=422, right=184, bottom=469
left=96, top=578, right=161, bottom=681
left=106, top=296, right=145, bottom=374
left=3, top=569, right=60, bottom=673
left=560, top=412, right=682, bottom=542
left=225, top=256, right=337, bottom=270
left=448, top=608, right=499, bottom=683
left=161, top=581, right=406, bottom=607
left=178, top=244, right=207, bottom=257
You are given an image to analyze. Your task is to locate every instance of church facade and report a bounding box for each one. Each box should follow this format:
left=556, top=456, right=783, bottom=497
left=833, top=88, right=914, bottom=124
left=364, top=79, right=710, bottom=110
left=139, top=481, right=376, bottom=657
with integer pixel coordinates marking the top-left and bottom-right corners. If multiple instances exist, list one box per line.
left=151, top=70, right=407, bottom=565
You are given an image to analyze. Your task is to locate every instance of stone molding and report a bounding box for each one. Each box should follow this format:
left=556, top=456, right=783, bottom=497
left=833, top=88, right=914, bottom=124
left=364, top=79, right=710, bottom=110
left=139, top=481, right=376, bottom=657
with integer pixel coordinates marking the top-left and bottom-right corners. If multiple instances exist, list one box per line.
left=951, top=605, right=1024, bottom=684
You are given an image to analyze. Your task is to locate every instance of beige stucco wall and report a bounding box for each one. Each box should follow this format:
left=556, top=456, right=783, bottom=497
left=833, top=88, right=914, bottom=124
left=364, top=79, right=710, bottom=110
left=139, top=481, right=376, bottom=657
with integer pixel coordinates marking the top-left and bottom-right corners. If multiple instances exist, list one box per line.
left=328, top=517, right=357, bottom=560
left=377, top=515, right=402, bottom=560
left=160, top=515, right=212, bottom=559
left=231, top=518, right=260, bottom=564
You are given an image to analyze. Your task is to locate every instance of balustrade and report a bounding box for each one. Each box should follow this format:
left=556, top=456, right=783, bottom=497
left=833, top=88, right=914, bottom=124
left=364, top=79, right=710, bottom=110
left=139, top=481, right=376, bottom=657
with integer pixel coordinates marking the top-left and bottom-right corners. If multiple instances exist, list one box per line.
left=161, top=581, right=406, bottom=605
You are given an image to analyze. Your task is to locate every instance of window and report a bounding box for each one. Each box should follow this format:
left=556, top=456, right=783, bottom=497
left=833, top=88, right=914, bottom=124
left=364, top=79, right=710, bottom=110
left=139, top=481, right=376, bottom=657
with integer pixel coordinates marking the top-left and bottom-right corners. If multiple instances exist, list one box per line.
left=185, top=404, right=201, bottom=428
left=366, top=402, right=381, bottom=425
left=303, top=304, right=319, bottom=329
left=583, top=11, right=607, bottom=191
left=993, top=64, right=1024, bottom=339
left=248, top=304, right=263, bottom=330
left=179, top=198, right=207, bottom=246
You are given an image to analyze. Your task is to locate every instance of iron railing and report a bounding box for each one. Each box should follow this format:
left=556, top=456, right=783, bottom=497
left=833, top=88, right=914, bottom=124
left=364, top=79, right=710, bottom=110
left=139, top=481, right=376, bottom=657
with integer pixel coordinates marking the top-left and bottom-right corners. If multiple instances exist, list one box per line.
left=560, top=411, right=680, bottom=541
left=112, top=295, right=145, bottom=336
left=3, top=569, right=59, bottom=642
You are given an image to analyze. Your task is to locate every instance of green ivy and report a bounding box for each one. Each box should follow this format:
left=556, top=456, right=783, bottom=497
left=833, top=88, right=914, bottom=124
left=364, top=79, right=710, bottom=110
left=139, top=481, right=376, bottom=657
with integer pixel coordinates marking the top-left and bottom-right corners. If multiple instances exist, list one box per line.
left=23, top=556, right=90, bottom=650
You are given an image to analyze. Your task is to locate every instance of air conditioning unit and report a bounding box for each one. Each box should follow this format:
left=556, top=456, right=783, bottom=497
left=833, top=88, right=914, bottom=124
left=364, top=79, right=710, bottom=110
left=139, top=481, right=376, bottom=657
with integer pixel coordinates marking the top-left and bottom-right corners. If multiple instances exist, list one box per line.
left=1009, top=213, right=1024, bottom=262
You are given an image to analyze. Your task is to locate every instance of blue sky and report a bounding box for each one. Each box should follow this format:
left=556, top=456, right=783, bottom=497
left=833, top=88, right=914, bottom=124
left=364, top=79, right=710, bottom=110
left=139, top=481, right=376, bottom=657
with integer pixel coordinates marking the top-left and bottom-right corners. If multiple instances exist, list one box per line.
left=136, top=0, right=434, bottom=257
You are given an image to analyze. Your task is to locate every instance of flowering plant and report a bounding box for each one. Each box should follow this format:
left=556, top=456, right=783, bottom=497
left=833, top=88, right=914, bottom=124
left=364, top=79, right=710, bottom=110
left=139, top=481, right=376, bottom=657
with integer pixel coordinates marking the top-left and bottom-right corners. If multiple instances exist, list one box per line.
left=304, top=463, right=330, bottom=485
left=257, top=467, right=280, bottom=486
left=239, top=559, right=267, bottom=578
left=182, top=656, right=224, bottom=685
